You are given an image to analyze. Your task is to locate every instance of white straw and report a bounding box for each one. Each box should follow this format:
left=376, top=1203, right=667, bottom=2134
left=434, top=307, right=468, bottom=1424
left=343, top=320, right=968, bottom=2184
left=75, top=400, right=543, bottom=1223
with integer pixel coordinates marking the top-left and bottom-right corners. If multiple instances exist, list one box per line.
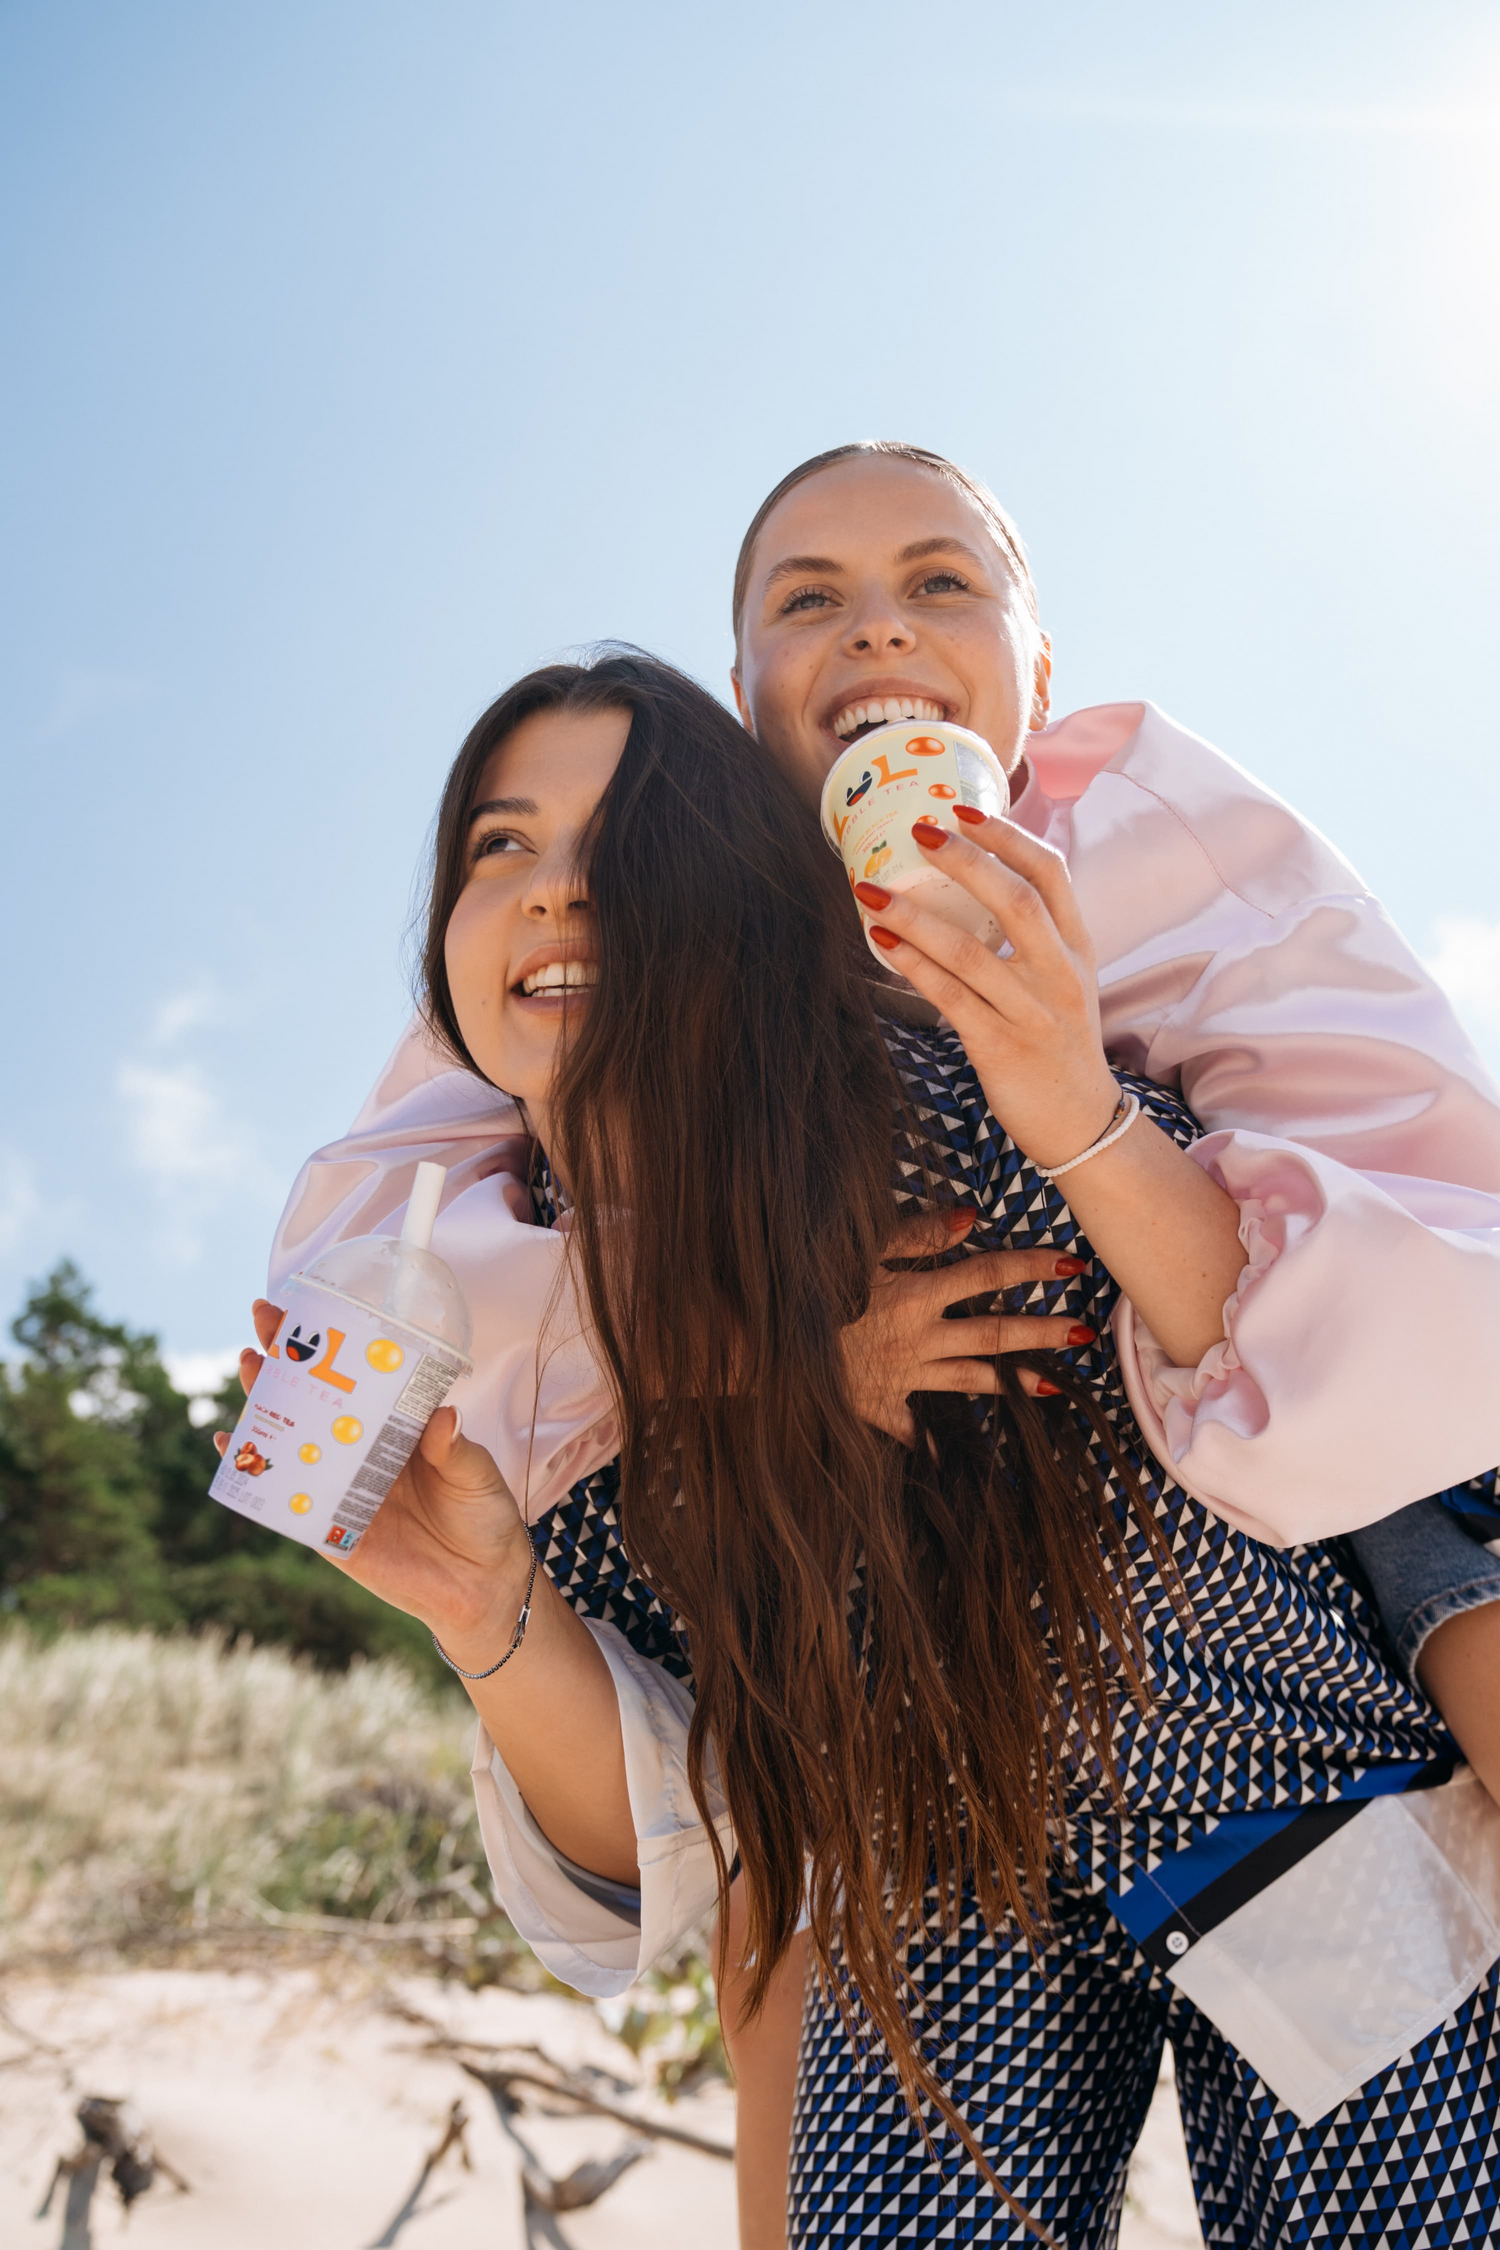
left=400, top=1162, right=446, bottom=1251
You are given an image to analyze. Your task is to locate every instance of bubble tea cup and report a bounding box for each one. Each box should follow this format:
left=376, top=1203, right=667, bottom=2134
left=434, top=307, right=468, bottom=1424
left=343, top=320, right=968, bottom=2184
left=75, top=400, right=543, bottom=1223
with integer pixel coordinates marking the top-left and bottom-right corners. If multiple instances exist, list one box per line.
left=211, top=1162, right=473, bottom=1557
left=819, top=721, right=1010, bottom=965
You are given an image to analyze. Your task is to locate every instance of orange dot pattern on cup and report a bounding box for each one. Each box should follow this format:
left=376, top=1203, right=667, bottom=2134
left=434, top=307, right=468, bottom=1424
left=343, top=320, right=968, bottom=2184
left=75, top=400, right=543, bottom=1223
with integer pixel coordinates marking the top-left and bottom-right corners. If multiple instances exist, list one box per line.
left=366, top=1338, right=404, bottom=1374
left=299, top=1442, right=321, bottom=1464
left=289, top=1493, right=313, bottom=1515
left=908, top=736, right=946, bottom=756
left=331, top=1416, right=363, bottom=1445
left=927, top=782, right=957, bottom=800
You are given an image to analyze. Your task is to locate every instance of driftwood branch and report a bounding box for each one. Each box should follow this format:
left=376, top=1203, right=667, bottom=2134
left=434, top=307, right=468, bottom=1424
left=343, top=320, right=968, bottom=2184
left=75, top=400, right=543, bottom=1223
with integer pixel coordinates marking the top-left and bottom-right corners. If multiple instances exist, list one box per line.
left=382, top=1996, right=733, bottom=2162
left=456, top=2056, right=733, bottom=2161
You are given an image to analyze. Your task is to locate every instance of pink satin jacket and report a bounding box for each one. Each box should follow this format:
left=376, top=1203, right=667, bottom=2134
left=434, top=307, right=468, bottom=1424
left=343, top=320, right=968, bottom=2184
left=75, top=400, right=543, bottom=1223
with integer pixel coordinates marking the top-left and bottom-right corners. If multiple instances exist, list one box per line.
left=268, top=702, right=1500, bottom=1547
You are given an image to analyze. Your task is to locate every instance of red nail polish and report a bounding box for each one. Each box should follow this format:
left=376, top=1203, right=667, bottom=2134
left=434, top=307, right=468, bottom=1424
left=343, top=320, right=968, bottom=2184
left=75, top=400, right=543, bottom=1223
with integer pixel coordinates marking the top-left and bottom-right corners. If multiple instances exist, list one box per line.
left=945, top=1208, right=974, bottom=1232
left=868, top=924, right=901, bottom=951
left=853, top=880, right=892, bottom=909
left=1067, top=1325, right=1096, bottom=1346
left=911, top=819, right=948, bottom=850
left=1053, top=1256, right=1087, bottom=1277
left=1035, top=1379, right=1060, bottom=1397
left=953, top=803, right=988, bottom=826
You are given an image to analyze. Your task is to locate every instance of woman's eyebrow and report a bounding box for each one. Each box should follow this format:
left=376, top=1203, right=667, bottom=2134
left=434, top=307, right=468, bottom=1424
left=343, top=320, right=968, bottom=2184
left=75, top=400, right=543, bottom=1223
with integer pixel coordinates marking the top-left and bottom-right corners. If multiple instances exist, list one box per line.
left=467, top=795, right=538, bottom=823
left=895, top=535, right=989, bottom=568
left=762, top=552, right=843, bottom=593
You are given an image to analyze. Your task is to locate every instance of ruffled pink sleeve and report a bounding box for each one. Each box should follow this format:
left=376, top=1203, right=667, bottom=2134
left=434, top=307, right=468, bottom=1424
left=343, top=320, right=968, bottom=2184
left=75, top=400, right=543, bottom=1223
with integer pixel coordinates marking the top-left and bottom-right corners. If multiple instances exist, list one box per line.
left=269, top=1020, right=617, bottom=1520
left=1113, top=1129, right=1500, bottom=1546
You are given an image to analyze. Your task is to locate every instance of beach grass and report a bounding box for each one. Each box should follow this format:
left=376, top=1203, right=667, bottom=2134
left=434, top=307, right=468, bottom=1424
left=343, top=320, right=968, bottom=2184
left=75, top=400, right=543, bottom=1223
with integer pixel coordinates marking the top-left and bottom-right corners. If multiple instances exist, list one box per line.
left=0, top=1624, right=725, bottom=2088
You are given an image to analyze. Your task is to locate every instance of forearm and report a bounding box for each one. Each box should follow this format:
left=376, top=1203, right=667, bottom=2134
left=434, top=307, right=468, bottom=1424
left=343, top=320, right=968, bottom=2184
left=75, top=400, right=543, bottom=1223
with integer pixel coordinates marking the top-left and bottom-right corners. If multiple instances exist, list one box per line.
left=1058, top=1110, right=1245, bottom=1369
left=442, top=1543, right=639, bottom=1886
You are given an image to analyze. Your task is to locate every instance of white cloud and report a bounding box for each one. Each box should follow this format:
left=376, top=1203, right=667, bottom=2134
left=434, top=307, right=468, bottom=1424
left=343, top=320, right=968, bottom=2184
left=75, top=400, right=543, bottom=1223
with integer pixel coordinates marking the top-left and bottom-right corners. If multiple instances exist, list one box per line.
left=115, top=988, right=278, bottom=1264
left=147, top=986, right=227, bottom=1049
left=117, top=1058, right=262, bottom=1196
left=0, top=1150, right=39, bottom=1258
left=1424, top=915, right=1500, bottom=1071
left=164, top=1348, right=243, bottom=1423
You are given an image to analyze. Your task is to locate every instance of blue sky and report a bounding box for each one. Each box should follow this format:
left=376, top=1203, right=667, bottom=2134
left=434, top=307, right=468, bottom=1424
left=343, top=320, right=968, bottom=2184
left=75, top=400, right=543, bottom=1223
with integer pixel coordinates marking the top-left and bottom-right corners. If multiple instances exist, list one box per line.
left=3, top=0, right=1499, bottom=1381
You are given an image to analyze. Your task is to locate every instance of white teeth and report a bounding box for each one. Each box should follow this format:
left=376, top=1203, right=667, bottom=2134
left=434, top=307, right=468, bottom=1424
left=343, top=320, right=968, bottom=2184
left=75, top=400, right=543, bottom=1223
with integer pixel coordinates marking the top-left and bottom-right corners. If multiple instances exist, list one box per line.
left=832, top=696, right=946, bottom=739
left=520, top=961, right=599, bottom=996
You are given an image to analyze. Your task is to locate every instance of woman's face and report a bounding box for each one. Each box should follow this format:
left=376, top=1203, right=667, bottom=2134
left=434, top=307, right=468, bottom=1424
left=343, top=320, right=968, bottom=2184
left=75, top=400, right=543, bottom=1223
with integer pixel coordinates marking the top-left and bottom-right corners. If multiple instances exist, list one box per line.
left=732, top=455, right=1049, bottom=811
left=443, top=702, right=629, bottom=1136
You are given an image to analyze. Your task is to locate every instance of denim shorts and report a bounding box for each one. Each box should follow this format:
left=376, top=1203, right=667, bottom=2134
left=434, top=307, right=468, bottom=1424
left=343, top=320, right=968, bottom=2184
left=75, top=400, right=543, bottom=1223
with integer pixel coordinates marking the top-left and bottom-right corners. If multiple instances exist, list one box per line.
left=1347, top=1494, right=1500, bottom=1684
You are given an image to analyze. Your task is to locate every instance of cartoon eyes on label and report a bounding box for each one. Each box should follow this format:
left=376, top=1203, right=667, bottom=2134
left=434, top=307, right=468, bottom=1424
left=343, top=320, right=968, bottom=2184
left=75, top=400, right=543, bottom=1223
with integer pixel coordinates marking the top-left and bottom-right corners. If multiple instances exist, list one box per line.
left=289, top=1493, right=313, bottom=1515
left=927, top=782, right=958, bottom=799
left=331, top=1417, right=362, bottom=1445
left=366, top=1338, right=404, bottom=1373
left=299, top=1443, right=321, bottom=1464
left=284, top=1325, right=319, bottom=1363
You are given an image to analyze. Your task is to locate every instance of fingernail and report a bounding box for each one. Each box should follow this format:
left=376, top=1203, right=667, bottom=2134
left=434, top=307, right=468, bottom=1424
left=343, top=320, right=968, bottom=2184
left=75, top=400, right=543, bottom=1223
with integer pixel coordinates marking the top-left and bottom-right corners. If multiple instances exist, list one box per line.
left=911, top=819, right=948, bottom=850
left=953, top=803, right=988, bottom=826
left=1035, top=1379, right=1060, bottom=1397
left=945, top=1208, right=974, bottom=1232
left=868, top=925, right=901, bottom=951
left=853, top=880, right=892, bottom=909
left=1054, top=1256, right=1087, bottom=1277
left=1067, top=1325, right=1096, bottom=1346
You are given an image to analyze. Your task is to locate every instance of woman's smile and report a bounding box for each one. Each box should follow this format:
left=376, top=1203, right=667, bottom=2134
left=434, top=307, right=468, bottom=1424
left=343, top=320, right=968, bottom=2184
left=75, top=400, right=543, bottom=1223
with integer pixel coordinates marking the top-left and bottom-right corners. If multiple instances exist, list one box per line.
left=509, top=948, right=600, bottom=1008
left=827, top=686, right=952, bottom=750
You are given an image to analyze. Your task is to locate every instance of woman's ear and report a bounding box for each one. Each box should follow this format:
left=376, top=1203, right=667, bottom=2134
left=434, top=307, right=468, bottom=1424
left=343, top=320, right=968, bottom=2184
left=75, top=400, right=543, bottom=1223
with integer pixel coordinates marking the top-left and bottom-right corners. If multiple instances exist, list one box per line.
left=731, top=669, right=757, bottom=737
left=1029, top=633, right=1053, bottom=731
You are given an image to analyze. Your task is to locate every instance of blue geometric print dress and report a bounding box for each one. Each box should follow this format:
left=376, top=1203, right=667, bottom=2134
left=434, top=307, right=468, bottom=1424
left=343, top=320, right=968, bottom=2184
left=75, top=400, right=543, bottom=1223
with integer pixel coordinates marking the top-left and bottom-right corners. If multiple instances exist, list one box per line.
left=530, top=1013, right=1500, bottom=2248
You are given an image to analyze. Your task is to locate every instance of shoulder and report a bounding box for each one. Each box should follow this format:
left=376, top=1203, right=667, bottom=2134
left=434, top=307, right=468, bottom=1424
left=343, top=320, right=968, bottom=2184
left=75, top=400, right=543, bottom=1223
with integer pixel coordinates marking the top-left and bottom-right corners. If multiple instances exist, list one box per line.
left=1034, top=703, right=1370, bottom=937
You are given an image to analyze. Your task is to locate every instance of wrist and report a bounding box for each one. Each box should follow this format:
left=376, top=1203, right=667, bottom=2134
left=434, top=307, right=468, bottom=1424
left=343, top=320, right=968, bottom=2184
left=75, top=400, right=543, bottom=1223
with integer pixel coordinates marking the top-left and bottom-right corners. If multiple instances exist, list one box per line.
left=1019, top=1073, right=1122, bottom=1173
left=425, top=1532, right=537, bottom=1669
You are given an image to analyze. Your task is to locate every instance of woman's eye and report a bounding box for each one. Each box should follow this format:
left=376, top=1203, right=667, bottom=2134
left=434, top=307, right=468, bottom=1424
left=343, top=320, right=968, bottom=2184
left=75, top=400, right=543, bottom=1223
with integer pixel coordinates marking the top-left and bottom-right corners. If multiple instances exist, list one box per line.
left=472, top=829, right=526, bottom=861
left=915, top=569, right=970, bottom=596
left=778, top=586, right=834, bottom=615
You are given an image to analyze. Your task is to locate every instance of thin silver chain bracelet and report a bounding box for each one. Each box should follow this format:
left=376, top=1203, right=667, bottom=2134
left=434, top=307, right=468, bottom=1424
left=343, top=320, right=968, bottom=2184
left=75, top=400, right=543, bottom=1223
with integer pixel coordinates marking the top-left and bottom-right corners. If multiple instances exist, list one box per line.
left=431, top=1536, right=540, bottom=1681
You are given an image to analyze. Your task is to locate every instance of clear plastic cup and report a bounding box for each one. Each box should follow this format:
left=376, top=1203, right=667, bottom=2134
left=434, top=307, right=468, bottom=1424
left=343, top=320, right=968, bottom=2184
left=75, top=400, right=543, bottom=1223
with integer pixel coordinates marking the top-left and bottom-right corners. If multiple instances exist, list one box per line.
left=819, top=720, right=1010, bottom=964
left=210, top=1164, right=473, bottom=1556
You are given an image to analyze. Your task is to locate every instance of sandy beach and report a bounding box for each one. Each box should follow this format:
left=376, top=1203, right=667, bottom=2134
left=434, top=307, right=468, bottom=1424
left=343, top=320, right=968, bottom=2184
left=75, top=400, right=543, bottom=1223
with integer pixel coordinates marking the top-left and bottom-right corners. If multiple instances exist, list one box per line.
left=2, top=1964, right=1201, bottom=2248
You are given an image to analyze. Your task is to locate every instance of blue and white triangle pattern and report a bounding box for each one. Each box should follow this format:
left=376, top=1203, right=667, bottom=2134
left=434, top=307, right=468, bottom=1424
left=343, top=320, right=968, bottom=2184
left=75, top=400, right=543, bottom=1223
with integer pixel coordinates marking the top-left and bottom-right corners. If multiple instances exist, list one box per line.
left=529, top=1022, right=1500, bottom=2244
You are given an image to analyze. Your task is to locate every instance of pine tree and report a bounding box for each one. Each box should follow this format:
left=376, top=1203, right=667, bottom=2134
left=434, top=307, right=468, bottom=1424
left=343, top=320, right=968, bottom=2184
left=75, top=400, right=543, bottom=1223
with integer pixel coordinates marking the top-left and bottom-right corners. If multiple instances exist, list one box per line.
left=0, top=1264, right=439, bottom=1677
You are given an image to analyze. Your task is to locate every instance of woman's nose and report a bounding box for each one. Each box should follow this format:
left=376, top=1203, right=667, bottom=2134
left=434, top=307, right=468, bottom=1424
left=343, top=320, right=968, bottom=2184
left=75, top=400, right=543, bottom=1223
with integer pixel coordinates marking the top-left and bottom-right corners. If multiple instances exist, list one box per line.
left=523, top=845, right=590, bottom=922
left=523, top=881, right=590, bottom=921
left=843, top=592, right=915, bottom=657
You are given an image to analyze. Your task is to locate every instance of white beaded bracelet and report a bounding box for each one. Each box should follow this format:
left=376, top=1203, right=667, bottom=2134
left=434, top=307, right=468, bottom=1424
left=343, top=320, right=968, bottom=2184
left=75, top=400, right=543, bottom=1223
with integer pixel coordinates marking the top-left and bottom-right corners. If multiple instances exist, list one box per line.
left=1036, top=1090, right=1142, bottom=1181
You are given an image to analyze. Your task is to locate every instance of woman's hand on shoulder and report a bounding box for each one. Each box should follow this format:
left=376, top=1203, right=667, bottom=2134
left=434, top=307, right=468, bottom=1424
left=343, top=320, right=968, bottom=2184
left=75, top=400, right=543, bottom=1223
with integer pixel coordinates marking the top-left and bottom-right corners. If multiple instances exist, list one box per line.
left=854, top=813, right=1119, bottom=1169
left=841, top=1209, right=1096, bottom=1444
left=218, top=1300, right=535, bottom=1655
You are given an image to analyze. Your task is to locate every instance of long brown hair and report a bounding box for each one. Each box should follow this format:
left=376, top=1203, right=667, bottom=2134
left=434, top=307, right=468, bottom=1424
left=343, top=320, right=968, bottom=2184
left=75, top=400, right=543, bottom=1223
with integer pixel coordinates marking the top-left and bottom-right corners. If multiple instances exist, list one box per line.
left=422, top=650, right=1152, bottom=2205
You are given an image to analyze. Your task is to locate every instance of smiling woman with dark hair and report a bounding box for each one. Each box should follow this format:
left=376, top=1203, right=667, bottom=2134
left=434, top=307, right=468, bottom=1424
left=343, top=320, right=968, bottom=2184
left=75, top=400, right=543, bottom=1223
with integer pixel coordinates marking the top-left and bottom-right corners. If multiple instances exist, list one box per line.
left=240, top=624, right=1500, bottom=2247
